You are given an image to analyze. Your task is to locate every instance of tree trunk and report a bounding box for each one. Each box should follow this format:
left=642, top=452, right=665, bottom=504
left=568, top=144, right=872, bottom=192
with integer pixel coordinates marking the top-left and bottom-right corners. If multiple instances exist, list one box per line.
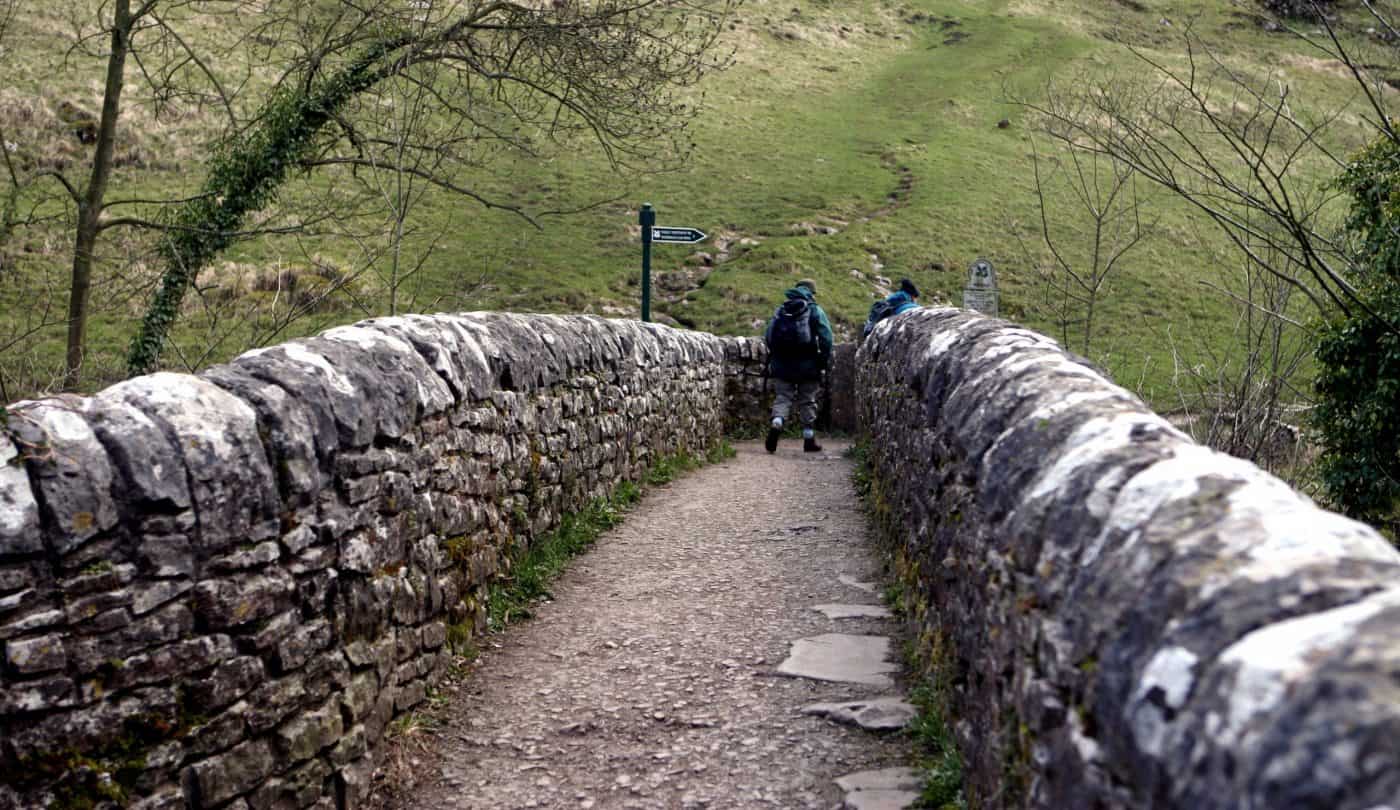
left=126, top=37, right=405, bottom=377
left=63, top=0, right=133, bottom=391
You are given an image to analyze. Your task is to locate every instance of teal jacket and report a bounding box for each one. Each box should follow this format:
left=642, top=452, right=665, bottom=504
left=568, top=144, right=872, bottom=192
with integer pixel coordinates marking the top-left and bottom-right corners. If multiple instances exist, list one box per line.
left=764, top=286, right=834, bottom=382
left=883, top=290, right=919, bottom=315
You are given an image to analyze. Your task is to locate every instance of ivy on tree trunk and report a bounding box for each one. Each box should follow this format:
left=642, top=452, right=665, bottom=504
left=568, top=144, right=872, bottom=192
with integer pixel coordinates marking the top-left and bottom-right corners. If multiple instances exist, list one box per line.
left=125, top=38, right=406, bottom=377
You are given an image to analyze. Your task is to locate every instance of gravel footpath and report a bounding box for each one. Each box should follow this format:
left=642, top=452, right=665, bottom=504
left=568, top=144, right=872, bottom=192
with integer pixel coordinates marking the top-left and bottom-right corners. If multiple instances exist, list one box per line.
left=371, top=439, right=916, bottom=809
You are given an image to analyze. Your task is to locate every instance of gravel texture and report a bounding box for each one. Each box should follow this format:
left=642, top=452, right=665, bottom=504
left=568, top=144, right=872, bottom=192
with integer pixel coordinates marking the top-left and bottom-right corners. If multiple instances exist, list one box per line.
left=372, top=439, right=917, bottom=810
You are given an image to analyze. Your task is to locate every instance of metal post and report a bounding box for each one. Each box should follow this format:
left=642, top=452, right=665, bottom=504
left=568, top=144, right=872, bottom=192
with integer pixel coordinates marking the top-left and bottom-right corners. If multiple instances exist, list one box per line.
left=640, top=203, right=655, bottom=323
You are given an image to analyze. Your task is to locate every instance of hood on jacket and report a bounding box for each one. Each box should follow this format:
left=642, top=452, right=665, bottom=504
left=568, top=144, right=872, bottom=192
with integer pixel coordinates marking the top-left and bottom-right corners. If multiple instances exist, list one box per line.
left=785, top=286, right=815, bottom=303
left=886, top=290, right=914, bottom=308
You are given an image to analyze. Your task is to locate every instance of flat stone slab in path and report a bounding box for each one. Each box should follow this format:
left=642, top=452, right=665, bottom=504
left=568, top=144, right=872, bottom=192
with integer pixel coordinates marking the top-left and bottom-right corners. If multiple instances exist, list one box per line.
left=803, top=697, right=916, bottom=731
left=777, top=633, right=897, bottom=687
left=839, top=574, right=879, bottom=593
left=836, top=767, right=923, bottom=810
left=369, top=440, right=915, bottom=809
left=813, top=603, right=892, bottom=619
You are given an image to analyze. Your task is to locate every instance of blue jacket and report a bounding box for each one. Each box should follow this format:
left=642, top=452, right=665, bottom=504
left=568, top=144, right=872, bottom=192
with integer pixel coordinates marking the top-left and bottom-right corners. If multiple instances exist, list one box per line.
left=884, top=290, right=919, bottom=315
left=764, top=287, right=834, bottom=382
left=862, top=290, right=920, bottom=339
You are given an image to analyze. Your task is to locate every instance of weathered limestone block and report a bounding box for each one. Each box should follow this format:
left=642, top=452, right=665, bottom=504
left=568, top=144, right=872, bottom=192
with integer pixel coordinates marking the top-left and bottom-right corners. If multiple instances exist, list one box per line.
left=249, top=756, right=333, bottom=810
left=107, top=634, right=236, bottom=690
left=243, top=676, right=310, bottom=736
left=186, top=655, right=265, bottom=713
left=67, top=602, right=193, bottom=673
left=329, top=724, right=368, bottom=767
left=61, top=564, right=137, bottom=599
left=275, top=700, right=344, bottom=763
left=394, top=678, right=427, bottom=713
left=136, top=534, right=195, bottom=578
left=301, top=651, right=351, bottom=707
left=0, top=673, right=75, bottom=714
left=105, top=373, right=278, bottom=553
left=202, top=364, right=326, bottom=509
left=128, top=786, right=184, bottom=810
left=318, top=325, right=454, bottom=432
left=188, top=737, right=277, bottom=806
left=5, top=400, right=118, bottom=555
left=336, top=756, right=374, bottom=810
left=82, top=393, right=192, bottom=514
left=341, top=671, right=378, bottom=724
left=195, top=571, right=295, bottom=629
left=455, top=314, right=543, bottom=391
left=184, top=706, right=248, bottom=759
left=5, top=632, right=67, bottom=674
left=226, top=343, right=365, bottom=472
left=363, top=315, right=487, bottom=403
left=277, top=619, right=333, bottom=673
left=0, top=435, right=43, bottom=558
left=7, top=685, right=177, bottom=761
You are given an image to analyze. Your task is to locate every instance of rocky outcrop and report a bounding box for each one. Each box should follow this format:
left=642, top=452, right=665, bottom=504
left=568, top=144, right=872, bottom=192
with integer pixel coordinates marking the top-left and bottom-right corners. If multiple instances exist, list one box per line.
left=858, top=307, right=1400, bottom=810
left=0, top=314, right=751, bottom=810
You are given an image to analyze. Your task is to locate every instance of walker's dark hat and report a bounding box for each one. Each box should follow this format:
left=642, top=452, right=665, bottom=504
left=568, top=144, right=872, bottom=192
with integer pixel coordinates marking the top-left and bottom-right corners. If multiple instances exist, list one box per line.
left=796, top=278, right=818, bottom=295
left=900, top=278, right=920, bottom=298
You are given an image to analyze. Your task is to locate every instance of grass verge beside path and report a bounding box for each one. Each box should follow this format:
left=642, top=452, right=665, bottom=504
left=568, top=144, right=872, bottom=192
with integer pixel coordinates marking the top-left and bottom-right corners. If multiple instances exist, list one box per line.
left=485, top=441, right=737, bottom=631
left=383, top=440, right=738, bottom=750
left=848, top=440, right=968, bottom=809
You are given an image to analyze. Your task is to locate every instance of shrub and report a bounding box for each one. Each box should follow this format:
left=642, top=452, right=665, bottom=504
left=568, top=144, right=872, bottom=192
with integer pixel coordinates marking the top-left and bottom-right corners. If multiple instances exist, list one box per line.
left=1314, top=133, right=1400, bottom=535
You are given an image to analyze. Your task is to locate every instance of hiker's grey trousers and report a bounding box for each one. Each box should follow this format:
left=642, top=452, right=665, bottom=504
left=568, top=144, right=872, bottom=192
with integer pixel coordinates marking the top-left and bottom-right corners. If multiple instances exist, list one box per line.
left=771, top=379, right=821, bottom=428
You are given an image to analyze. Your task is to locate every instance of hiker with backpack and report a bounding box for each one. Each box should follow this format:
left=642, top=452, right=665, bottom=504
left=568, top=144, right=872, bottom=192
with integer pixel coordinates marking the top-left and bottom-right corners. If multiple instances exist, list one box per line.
left=763, top=278, right=833, bottom=454
left=861, top=278, right=921, bottom=338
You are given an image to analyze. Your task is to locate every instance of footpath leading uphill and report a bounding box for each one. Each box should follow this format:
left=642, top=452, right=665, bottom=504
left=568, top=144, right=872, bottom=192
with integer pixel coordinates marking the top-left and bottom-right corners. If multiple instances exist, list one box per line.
left=372, top=440, right=924, bottom=810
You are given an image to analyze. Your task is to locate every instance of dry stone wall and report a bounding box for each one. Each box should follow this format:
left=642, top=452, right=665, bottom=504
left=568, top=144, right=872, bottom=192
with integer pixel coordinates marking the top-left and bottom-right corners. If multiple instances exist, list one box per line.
left=722, top=338, right=773, bottom=435
left=0, top=314, right=749, bottom=810
left=721, top=338, right=854, bottom=435
left=858, top=307, right=1400, bottom=810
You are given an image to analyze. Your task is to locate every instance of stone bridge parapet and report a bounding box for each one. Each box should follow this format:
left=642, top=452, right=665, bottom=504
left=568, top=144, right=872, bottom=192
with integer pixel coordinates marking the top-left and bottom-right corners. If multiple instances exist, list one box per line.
left=0, top=314, right=759, bottom=810
left=858, top=307, right=1400, bottom=810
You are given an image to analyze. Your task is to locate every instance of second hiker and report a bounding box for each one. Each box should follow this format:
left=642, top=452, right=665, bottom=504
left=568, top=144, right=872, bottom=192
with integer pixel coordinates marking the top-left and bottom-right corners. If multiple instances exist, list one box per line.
left=763, top=278, right=833, bottom=454
left=862, top=278, right=921, bottom=338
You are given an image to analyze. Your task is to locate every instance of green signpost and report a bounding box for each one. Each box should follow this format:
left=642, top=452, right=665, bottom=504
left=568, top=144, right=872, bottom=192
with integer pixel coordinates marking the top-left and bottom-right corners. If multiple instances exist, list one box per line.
left=638, top=203, right=707, bottom=323
left=640, top=204, right=655, bottom=322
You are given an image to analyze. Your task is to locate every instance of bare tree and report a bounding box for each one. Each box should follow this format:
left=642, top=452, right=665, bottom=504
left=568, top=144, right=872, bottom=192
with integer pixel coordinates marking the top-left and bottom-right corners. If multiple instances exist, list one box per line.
left=0, top=0, right=736, bottom=391
left=1166, top=235, right=1313, bottom=471
left=1014, top=6, right=1400, bottom=521
left=1020, top=138, right=1152, bottom=356
left=0, top=0, right=279, bottom=390
left=1018, top=22, right=1364, bottom=320
left=126, top=0, right=738, bottom=375
left=346, top=27, right=461, bottom=318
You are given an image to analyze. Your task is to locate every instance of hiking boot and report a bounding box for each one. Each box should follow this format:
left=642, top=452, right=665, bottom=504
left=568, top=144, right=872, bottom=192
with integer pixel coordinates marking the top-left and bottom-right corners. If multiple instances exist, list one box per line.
left=765, top=426, right=781, bottom=453
left=803, top=437, right=823, bottom=453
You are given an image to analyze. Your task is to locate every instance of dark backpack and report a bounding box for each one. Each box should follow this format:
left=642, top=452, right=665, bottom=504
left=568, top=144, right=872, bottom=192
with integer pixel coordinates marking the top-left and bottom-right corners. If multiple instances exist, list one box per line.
left=768, top=297, right=814, bottom=353
left=862, top=299, right=898, bottom=338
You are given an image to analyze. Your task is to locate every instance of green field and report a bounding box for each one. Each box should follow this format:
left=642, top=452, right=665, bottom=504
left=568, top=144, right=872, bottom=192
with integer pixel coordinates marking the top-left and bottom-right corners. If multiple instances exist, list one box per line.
left=0, top=0, right=1383, bottom=405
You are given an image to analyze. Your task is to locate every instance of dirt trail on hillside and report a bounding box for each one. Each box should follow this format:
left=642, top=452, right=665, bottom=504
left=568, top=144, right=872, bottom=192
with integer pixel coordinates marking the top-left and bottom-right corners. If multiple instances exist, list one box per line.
left=370, top=440, right=916, bottom=810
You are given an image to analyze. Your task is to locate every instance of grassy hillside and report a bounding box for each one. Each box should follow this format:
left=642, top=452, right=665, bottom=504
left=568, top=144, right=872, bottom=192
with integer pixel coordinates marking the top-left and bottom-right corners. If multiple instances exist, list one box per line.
left=0, top=0, right=1385, bottom=405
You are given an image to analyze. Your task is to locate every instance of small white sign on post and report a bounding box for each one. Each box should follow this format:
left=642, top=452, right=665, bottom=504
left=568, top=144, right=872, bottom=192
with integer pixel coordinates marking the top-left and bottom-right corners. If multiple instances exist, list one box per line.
left=962, top=257, right=999, bottom=317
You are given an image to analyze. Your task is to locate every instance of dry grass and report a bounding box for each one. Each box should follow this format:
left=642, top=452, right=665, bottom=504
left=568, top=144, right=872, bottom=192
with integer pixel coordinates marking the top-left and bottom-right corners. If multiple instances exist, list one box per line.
left=0, top=1, right=286, bottom=180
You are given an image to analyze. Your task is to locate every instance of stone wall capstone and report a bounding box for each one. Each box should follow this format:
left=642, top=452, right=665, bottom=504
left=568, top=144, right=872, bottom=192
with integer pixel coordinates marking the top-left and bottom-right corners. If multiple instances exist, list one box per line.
left=0, top=314, right=751, bottom=810
left=858, top=307, right=1400, bottom=810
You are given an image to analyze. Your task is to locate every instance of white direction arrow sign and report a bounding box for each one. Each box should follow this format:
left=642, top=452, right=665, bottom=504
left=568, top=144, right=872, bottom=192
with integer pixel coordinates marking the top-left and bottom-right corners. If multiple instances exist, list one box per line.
left=650, top=227, right=707, bottom=244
